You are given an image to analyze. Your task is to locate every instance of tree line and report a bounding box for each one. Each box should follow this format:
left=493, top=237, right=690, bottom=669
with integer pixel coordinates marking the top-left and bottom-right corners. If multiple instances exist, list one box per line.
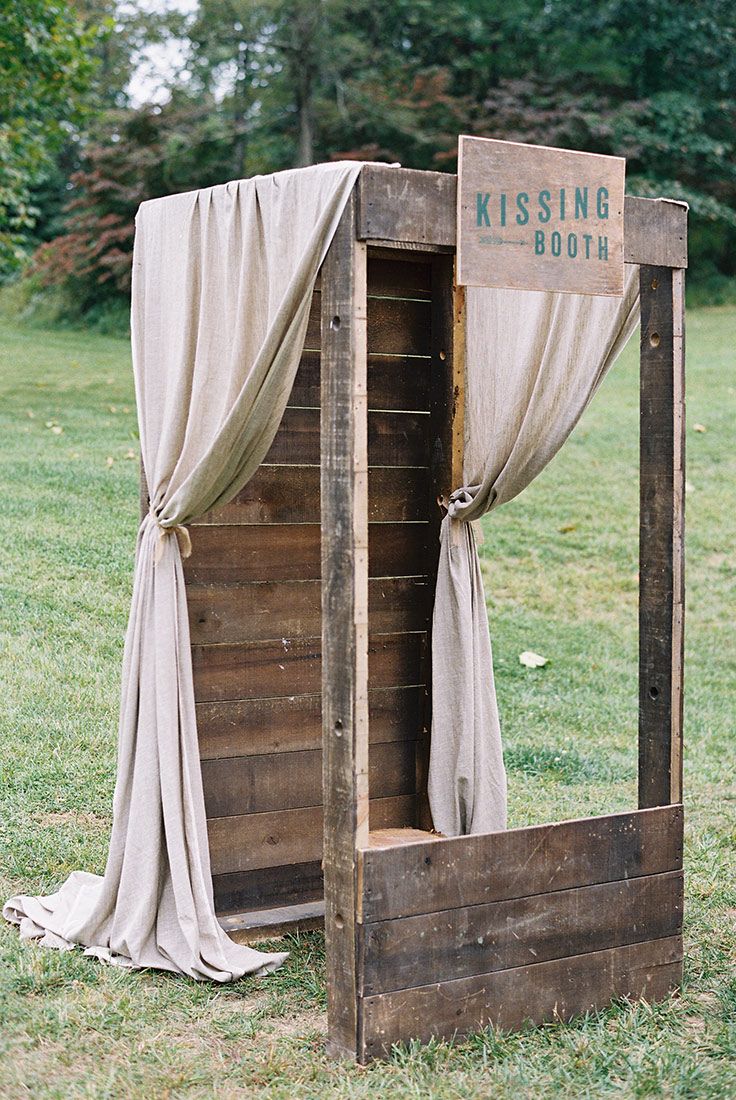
left=2, top=0, right=735, bottom=328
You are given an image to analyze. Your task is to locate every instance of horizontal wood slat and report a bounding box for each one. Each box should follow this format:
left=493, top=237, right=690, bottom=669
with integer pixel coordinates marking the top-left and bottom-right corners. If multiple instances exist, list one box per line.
left=192, top=630, right=427, bottom=702
left=264, top=407, right=429, bottom=467
left=360, top=870, right=683, bottom=995
left=208, top=794, right=416, bottom=876
left=213, top=860, right=324, bottom=916
left=360, top=805, right=684, bottom=922
left=288, top=352, right=431, bottom=412
left=360, top=936, right=684, bottom=1057
left=196, top=685, right=426, bottom=760
left=357, top=165, right=688, bottom=268
left=306, top=291, right=432, bottom=356
left=196, top=465, right=431, bottom=525
left=367, top=256, right=432, bottom=298
left=188, top=576, right=431, bottom=644
left=203, top=739, right=417, bottom=819
left=185, top=522, right=430, bottom=583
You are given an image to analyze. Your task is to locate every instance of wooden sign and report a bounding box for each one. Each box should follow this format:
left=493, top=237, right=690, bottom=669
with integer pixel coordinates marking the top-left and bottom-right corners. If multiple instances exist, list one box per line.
left=457, top=136, right=625, bottom=296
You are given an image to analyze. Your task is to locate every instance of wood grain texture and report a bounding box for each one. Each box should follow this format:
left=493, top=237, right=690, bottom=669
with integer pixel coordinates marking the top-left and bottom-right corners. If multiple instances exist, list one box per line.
left=360, top=936, right=683, bottom=1058
left=213, top=860, right=324, bottom=915
left=263, top=406, right=430, bottom=467
left=320, top=190, right=367, bottom=1057
left=356, top=165, right=688, bottom=267
left=196, top=465, right=431, bottom=525
left=191, top=630, right=426, bottom=703
left=187, top=576, right=430, bottom=644
left=287, top=352, right=432, bottom=413
left=202, top=739, right=417, bottom=819
left=184, top=522, right=430, bottom=583
left=208, top=795, right=415, bottom=876
left=196, top=685, right=427, bottom=760
left=639, top=266, right=685, bottom=807
left=359, top=870, right=683, bottom=995
left=360, top=805, right=683, bottom=922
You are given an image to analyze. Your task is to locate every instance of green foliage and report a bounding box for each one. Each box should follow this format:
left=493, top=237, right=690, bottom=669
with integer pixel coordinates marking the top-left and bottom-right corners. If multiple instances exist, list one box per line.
left=5, top=0, right=736, bottom=316
left=0, top=0, right=97, bottom=274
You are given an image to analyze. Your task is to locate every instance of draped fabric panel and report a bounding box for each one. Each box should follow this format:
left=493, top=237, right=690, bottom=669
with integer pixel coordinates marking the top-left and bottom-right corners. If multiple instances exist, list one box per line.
left=428, top=265, right=641, bottom=837
left=4, top=161, right=363, bottom=980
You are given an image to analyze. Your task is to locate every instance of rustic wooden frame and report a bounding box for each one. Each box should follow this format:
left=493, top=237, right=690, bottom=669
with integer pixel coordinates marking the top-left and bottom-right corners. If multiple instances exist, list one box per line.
left=317, top=166, right=686, bottom=1060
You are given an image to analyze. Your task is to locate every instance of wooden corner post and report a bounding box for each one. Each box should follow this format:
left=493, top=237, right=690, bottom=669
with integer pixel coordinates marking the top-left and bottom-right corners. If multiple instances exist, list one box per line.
left=639, top=262, right=686, bottom=807
left=320, top=185, right=369, bottom=1058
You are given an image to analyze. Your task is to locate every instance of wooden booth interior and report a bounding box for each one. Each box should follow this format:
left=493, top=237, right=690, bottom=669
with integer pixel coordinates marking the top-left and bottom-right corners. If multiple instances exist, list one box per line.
left=143, top=165, right=687, bottom=1061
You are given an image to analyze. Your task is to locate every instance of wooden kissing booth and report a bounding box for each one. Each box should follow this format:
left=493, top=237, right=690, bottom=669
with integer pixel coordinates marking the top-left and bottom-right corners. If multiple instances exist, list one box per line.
left=166, top=161, right=687, bottom=1060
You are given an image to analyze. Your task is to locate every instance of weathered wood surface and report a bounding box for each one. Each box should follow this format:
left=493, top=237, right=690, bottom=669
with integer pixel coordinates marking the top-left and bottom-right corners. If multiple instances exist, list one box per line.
left=306, top=291, right=431, bottom=356
left=202, top=739, right=416, bottom=819
left=280, top=351, right=432, bottom=413
left=185, top=522, right=430, bottom=583
left=360, top=935, right=683, bottom=1058
left=360, top=805, right=683, bottom=922
left=457, top=136, right=625, bottom=296
left=188, top=576, right=431, bottom=645
left=196, top=685, right=426, bottom=760
left=213, top=860, right=324, bottom=915
left=192, top=630, right=426, bottom=703
left=320, top=191, right=368, bottom=1057
left=356, top=165, right=688, bottom=268
left=208, top=795, right=416, bottom=877
left=221, top=900, right=326, bottom=942
left=359, top=870, right=683, bottom=995
left=196, top=465, right=430, bottom=525
left=263, top=406, right=430, bottom=468
left=639, top=266, right=685, bottom=807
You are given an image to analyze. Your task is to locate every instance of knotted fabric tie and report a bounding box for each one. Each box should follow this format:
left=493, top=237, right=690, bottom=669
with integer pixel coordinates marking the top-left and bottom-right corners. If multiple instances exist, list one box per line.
left=149, top=508, right=192, bottom=564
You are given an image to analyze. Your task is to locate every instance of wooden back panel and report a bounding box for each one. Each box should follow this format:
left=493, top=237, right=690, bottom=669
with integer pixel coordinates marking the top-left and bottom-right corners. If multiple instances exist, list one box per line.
left=184, top=251, right=441, bottom=917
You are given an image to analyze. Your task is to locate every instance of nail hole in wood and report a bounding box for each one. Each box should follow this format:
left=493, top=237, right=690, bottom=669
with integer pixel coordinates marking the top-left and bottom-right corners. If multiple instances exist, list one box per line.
left=439, top=350, right=447, bottom=361
left=649, top=331, right=661, bottom=348
left=330, top=315, right=341, bottom=331
left=649, top=685, right=659, bottom=700
left=334, top=719, right=343, bottom=738
left=334, top=912, right=344, bottom=929
left=651, top=277, right=659, bottom=291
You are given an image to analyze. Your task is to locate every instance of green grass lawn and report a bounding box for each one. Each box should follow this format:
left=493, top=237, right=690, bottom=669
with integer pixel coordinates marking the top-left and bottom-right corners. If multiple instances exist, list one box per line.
left=0, top=308, right=735, bottom=1098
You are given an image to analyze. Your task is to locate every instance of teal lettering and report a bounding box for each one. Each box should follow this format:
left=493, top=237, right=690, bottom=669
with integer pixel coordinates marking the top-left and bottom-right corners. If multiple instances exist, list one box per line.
left=596, top=187, right=609, bottom=219
left=516, top=192, right=529, bottom=225
left=538, top=190, right=551, bottom=223
left=500, top=193, right=507, bottom=227
left=598, top=235, right=609, bottom=260
left=551, top=230, right=562, bottom=257
left=567, top=232, right=578, bottom=258
left=476, top=192, right=491, bottom=227
left=583, top=233, right=593, bottom=258
left=559, top=187, right=566, bottom=221
left=534, top=229, right=545, bottom=255
left=574, top=187, right=588, bottom=219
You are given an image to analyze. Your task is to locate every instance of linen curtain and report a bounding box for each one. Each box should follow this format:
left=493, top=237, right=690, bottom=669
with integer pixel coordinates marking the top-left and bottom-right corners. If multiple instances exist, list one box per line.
left=428, top=264, right=641, bottom=837
left=4, top=161, right=363, bottom=980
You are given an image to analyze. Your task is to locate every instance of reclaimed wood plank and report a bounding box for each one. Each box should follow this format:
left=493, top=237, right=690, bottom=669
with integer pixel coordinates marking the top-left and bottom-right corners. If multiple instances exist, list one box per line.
left=356, top=166, right=688, bottom=267
left=320, top=189, right=367, bottom=1058
left=208, top=795, right=416, bottom=876
left=195, top=465, right=431, bottom=525
left=359, top=870, right=683, bottom=995
left=196, top=685, right=427, bottom=760
left=202, top=739, right=417, bottom=819
left=360, top=805, right=684, bottom=922
left=360, top=935, right=683, bottom=1058
left=639, top=266, right=685, bottom=807
left=188, top=576, right=430, bottom=644
left=263, top=407, right=430, bottom=468
left=184, top=522, right=430, bottom=583
left=221, top=900, right=326, bottom=942
left=192, top=630, right=426, bottom=703
left=213, top=860, right=324, bottom=916
left=367, top=255, right=432, bottom=298
left=288, top=351, right=432, bottom=413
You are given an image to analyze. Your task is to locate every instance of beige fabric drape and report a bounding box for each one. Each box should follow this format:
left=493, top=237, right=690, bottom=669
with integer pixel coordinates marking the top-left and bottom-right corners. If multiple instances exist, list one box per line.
left=428, top=264, right=641, bottom=837
left=4, top=161, right=363, bottom=980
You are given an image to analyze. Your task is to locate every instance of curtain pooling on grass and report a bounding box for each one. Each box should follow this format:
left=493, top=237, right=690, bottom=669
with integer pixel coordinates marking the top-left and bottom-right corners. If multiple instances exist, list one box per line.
left=4, top=161, right=363, bottom=980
